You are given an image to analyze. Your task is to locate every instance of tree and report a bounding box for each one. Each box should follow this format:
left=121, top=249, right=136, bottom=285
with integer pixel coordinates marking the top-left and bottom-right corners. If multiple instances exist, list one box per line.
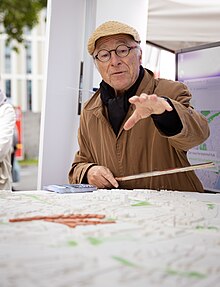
left=0, top=0, right=47, bottom=51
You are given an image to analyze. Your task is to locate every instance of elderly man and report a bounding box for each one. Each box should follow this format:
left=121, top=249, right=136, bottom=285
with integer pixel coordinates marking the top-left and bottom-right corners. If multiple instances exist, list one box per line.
left=69, top=20, right=209, bottom=192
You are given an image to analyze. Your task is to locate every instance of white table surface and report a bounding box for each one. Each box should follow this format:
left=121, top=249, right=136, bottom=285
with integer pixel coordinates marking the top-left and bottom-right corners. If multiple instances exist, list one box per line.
left=1, top=189, right=220, bottom=287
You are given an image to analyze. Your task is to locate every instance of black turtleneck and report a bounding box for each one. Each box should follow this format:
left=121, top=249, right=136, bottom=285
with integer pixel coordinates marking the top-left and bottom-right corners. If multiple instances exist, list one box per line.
left=100, top=65, right=145, bottom=135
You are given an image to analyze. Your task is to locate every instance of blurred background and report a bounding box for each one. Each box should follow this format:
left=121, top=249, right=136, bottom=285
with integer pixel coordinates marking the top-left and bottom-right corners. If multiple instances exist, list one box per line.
left=0, top=0, right=47, bottom=190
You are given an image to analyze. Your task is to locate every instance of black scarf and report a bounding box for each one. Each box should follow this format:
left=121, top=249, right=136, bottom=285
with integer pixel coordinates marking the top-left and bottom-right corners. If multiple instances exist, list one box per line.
left=100, top=65, right=145, bottom=135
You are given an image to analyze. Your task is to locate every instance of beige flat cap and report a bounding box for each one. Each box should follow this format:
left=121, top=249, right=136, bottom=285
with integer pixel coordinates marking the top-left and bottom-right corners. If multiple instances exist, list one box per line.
left=87, top=20, right=141, bottom=55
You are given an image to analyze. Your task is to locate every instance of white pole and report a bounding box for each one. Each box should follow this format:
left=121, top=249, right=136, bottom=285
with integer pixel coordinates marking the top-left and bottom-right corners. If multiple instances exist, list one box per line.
left=38, top=0, right=86, bottom=188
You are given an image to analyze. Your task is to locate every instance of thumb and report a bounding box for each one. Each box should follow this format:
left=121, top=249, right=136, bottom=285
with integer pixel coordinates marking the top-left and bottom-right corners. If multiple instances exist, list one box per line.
left=123, top=112, right=140, bottom=130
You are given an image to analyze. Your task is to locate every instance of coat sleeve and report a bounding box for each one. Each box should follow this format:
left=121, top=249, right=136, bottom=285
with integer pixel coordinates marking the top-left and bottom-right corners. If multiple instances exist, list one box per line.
left=154, top=79, right=210, bottom=151
left=0, top=104, right=16, bottom=161
left=68, top=110, right=97, bottom=184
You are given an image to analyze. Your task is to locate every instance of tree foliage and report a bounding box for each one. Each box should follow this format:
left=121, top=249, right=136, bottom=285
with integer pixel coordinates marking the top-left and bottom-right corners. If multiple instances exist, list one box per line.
left=0, top=0, right=47, bottom=50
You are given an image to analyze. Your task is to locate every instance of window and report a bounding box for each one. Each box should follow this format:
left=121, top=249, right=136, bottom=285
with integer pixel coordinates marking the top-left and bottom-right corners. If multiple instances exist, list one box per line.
left=5, top=80, right=11, bottom=98
left=5, top=45, right=11, bottom=73
left=27, top=80, right=32, bottom=110
left=26, top=41, right=32, bottom=74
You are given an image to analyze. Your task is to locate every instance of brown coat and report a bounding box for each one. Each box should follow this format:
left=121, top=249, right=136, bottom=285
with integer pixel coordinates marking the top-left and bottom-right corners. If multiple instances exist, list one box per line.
left=69, top=70, right=210, bottom=192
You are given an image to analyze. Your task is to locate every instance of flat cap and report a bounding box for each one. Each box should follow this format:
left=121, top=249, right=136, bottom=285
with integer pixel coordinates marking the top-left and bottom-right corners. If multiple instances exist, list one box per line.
left=87, top=20, right=141, bottom=55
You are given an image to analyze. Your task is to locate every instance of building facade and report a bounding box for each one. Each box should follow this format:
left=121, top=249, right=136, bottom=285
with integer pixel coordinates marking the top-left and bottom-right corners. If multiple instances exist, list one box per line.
left=0, top=9, right=46, bottom=112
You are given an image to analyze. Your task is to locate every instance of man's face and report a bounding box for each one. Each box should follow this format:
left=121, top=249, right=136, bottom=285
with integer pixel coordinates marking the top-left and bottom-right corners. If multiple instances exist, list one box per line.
left=93, top=34, right=142, bottom=95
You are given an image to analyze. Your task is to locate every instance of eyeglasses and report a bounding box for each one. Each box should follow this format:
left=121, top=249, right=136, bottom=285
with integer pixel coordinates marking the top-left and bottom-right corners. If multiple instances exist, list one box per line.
left=94, top=45, right=138, bottom=62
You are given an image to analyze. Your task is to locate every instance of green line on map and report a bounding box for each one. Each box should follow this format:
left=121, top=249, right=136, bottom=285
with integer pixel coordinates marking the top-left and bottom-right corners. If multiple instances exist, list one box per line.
left=166, top=268, right=206, bottom=279
left=207, top=112, right=220, bottom=123
left=131, top=201, right=151, bottom=206
left=201, top=111, right=210, bottom=117
left=67, top=240, right=78, bottom=247
left=87, top=237, right=103, bottom=245
left=207, top=203, right=215, bottom=209
left=112, top=256, right=139, bottom=268
left=201, top=111, right=220, bottom=124
left=196, top=225, right=219, bottom=231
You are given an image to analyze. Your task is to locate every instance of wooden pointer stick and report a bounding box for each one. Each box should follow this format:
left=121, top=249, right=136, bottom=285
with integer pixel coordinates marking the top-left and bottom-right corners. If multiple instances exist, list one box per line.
left=115, top=162, right=215, bottom=182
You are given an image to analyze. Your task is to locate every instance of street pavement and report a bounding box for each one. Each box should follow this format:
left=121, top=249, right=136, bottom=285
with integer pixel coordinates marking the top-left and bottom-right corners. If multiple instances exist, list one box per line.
left=13, top=164, right=38, bottom=191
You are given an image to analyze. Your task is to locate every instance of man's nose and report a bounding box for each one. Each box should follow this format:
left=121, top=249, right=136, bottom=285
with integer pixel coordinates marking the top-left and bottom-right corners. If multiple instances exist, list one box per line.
left=109, top=51, right=122, bottom=65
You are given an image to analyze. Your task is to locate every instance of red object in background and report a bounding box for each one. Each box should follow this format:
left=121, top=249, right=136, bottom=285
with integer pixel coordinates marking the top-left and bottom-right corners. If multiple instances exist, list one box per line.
left=15, top=107, right=23, bottom=159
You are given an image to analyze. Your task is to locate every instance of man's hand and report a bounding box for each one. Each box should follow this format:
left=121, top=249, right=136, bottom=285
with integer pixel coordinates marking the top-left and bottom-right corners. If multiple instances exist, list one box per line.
left=87, top=165, right=119, bottom=189
left=124, top=94, right=173, bottom=130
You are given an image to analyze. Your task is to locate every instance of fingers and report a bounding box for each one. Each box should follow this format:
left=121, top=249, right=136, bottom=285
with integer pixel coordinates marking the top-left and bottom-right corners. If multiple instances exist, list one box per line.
left=123, top=111, right=140, bottom=130
left=152, top=95, right=173, bottom=113
left=87, top=166, right=119, bottom=189
left=124, top=94, right=173, bottom=130
left=136, top=94, right=173, bottom=113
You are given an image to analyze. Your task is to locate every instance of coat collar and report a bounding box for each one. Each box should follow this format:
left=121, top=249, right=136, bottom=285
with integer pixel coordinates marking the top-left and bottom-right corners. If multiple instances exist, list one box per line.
left=84, top=68, right=156, bottom=112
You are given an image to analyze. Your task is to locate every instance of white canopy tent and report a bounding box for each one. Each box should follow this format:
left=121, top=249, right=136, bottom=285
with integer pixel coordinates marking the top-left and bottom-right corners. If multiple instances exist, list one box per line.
left=147, top=0, right=220, bottom=52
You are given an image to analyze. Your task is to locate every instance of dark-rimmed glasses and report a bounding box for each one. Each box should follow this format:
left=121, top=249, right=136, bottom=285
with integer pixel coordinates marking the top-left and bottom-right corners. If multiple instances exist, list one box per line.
left=94, top=45, right=138, bottom=62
